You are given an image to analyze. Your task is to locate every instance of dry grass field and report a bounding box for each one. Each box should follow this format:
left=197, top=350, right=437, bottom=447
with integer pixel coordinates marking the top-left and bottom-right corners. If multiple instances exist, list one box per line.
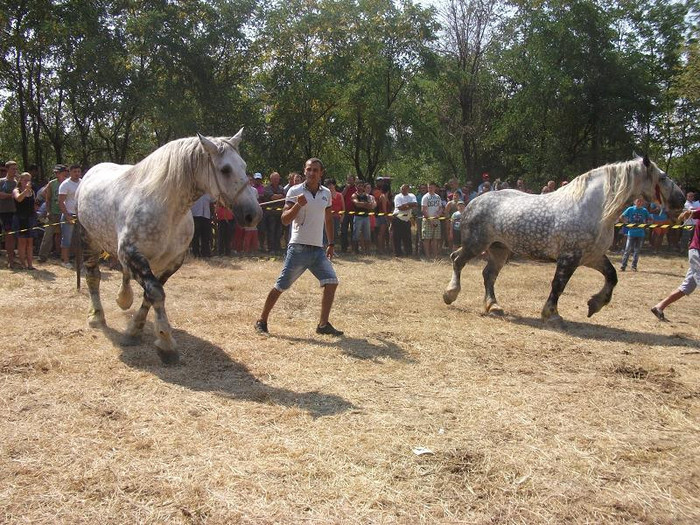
left=1, top=251, right=699, bottom=524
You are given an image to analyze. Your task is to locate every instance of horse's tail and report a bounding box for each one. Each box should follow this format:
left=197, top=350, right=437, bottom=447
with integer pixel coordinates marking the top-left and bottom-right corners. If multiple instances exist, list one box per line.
left=73, top=217, right=83, bottom=290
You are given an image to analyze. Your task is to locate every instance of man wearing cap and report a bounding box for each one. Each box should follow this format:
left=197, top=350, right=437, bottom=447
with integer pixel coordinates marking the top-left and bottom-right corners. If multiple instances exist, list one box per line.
left=38, top=164, right=69, bottom=262
left=0, top=161, right=19, bottom=267
left=477, top=172, right=490, bottom=194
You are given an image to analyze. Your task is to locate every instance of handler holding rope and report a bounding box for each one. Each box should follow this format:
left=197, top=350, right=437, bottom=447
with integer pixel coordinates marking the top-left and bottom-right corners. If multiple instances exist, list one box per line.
left=255, top=158, right=343, bottom=337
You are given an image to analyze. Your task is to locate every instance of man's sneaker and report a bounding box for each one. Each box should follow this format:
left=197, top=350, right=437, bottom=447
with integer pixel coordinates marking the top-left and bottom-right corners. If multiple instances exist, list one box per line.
left=620, top=266, right=626, bottom=272
left=254, top=320, right=269, bottom=334
left=631, top=267, right=637, bottom=272
left=316, top=322, right=343, bottom=336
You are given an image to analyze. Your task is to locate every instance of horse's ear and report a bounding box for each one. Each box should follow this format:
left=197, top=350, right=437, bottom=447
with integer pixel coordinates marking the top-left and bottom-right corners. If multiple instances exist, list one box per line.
left=198, top=133, right=218, bottom=156
left=227, top=128, right=244, bottom=150
left=632, top=150, right=642, bottom=159
left=642, top=155, right=650, bottom=167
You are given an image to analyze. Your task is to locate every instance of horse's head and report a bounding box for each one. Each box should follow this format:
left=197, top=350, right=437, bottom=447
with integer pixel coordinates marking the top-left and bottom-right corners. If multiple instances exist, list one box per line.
left=637, top=155, right=685, bottom=216
left=197, top=129, right=263, bottom=228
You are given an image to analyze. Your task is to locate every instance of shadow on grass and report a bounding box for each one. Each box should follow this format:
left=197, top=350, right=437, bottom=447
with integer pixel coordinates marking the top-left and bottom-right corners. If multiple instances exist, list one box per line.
left=502, top=313, right=700, bottom=349
left=275, top=334, right=415, bottom=363
left=100, top=324, right=357, bottom=418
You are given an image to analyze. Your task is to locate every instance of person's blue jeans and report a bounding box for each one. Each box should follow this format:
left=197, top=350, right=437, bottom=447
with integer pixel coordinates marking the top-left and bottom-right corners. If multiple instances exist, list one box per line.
left=621, top=236, right=644, bottom=269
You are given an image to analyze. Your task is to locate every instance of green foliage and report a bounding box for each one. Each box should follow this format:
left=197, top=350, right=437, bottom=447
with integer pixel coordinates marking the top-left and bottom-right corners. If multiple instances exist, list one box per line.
left=0, top=0, right=698, bottom=192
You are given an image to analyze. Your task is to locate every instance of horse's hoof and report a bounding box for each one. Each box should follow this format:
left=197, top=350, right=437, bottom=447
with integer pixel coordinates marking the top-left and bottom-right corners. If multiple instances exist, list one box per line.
left=544, top=314, right=564, bottom=326
left=443, top=289, right=459, bottom=304
left=587, top=298, right=603, bottom=317
left=156, top=348, right=180, bottom=364
left=487, top=305, right=504, bottom=316
left=87, top=315, right=106, bottom=328
left=116, top=290, right=134, bottom=310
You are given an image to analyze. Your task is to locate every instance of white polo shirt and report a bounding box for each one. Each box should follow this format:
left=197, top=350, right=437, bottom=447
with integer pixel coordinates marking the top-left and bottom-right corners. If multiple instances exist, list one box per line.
left=286, top=183, right=331, bottom=247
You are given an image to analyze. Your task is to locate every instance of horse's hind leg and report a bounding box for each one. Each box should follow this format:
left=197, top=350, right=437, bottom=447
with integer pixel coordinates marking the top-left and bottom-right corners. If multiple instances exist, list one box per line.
left=444, top=243, right=481, bottom=304
left=82, top=232, right=105, bottom=328
left=541, top=253, right=581, bottom=322
left=584, top=255, right=618, bottom=317
left=483, top=243, right=511, bottom=315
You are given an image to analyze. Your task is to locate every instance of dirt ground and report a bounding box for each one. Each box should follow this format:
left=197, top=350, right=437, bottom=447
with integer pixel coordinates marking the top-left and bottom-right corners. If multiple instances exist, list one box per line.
left=1, top=251, right=698, bottom=524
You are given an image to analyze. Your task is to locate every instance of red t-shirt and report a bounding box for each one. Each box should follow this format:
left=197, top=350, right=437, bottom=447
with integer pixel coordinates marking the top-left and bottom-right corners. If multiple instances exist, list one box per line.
left=689, top=210, right=700, bottom=251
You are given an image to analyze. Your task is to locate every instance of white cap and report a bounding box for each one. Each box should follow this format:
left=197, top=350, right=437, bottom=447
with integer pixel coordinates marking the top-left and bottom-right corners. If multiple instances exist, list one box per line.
left=254, top=172, right=262, bottom=179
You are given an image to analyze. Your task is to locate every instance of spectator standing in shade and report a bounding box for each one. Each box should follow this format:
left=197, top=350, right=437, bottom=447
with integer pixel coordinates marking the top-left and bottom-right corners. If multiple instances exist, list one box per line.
left=619, top=197, right=650, bottom=272
left=263, top=171, right=286, bottom=254
left=448, top=200, right=466, bottom=252
left=651, top=207, right=700, bottom=322
left=325, top=178, right=344, bottom=249
left=191, top=193, right=215, bottom=258
left=352, top=182, right=376, bottom=254
left=477, top=173, right=490, bottom=193
left=255, top=158, right=342, bottom=336
left=421, top=182, right=444, bottom=259
left=215, top=203, right=234, bottom=256
left=340, top=174, right=357, bottom=253
left=39, top=164, right=68, bottom=262
left=0, top=160, right=19, bottom=268
left=392, top=183, right=417, bottom=257
left=680, top=191, right=699, bottom=252
left=57, top=164, right=81, bottom=268
left=12, top=172, right=37, bottom=269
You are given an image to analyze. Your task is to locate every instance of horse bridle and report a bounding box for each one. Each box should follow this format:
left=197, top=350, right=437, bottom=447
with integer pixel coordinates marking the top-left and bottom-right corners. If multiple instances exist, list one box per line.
left=204, top=144, right=250, bottom=205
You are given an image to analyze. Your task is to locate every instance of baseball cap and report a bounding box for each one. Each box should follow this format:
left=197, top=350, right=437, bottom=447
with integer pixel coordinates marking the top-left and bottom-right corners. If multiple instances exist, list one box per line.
left=5, top=160, right=17, bottom=168
left=254, top=172, right=262, bottom=179
left=481, top=172, right=489, bottom=179
left=53, top=164, right=68, bottom=172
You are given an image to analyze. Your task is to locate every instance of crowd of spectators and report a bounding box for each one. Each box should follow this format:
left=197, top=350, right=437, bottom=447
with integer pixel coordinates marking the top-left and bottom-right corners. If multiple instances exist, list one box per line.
left=187, top=170, right=700, bottom=262
left=0, top=158, right=696, bottom=269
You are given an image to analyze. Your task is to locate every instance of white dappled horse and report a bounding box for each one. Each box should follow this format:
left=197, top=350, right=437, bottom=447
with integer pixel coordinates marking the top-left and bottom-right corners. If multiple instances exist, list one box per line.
left=443, top=156, right=686, bottom=322
left=77, top=130, right=262, bottom=363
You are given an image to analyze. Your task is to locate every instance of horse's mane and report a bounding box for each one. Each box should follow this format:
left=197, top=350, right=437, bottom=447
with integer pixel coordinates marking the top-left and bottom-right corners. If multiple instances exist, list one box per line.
left=559, top=159, right=641, bottom=223
left=132, top=137, right=211, bottom=206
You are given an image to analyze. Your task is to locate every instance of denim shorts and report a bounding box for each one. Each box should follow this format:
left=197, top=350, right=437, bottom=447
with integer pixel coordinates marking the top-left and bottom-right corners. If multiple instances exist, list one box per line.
left=679, top=249, right=699, bottom=295
left=274, top=243, right=339, bottom=291
left=60, top=214, right=75, bottom=248
left=353, top=216, right=371, bottom=241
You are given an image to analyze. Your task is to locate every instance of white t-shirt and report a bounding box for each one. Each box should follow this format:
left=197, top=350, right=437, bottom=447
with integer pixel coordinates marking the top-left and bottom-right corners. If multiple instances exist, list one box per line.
left=684, top=200, right=700, bottom=226
left=421, top=192, right=442, bottom=218
left=287, top=183, right=331, bottom=247
left=59, top=178, right=81, bottom=215
left=393, top=192, right=417, bottom=221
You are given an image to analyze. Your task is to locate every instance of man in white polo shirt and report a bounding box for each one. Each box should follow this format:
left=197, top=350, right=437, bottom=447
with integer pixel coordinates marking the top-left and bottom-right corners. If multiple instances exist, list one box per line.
left=255, top=158, right=343, bottom=336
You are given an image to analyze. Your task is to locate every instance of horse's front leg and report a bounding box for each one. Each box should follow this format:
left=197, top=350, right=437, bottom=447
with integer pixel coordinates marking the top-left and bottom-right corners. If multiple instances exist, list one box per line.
left=584, top=255, right=618, bottom=317
left=541, top=253, right=581, bottom=322
left=482, top=243, right=510, bottom=315
left=121, top=246, right=182, bottom=364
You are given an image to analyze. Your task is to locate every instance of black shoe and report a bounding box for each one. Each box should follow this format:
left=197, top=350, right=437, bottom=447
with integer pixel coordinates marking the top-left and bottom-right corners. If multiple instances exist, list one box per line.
left=650, top=307, right=668, bottom=322
left=255, top=320, right=269, bottom=334
left=316, top=322, right=343, bottom=336
left=620, top=266, right=626, bottom=272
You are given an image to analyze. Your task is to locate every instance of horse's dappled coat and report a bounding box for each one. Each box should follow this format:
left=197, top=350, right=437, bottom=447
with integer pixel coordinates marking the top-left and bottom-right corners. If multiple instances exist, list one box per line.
left=443, top=157, right=686, bottom=322
left=76, top=131, right=262, bottom=363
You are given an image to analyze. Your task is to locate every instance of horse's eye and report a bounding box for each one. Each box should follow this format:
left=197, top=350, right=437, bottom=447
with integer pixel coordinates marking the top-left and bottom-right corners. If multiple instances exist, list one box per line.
left=221, top=165, right=232, bottom=176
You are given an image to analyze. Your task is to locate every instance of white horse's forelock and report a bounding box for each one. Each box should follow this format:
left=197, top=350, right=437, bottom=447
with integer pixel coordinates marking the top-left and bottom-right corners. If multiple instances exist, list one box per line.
left=136, top=137, right=211, bottom=206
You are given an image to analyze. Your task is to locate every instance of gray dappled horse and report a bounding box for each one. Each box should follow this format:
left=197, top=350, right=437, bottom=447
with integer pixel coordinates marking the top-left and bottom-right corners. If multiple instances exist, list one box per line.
left=443, top=156, right=686, bottom=322
left=77, top=130, right=262, bottom=363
